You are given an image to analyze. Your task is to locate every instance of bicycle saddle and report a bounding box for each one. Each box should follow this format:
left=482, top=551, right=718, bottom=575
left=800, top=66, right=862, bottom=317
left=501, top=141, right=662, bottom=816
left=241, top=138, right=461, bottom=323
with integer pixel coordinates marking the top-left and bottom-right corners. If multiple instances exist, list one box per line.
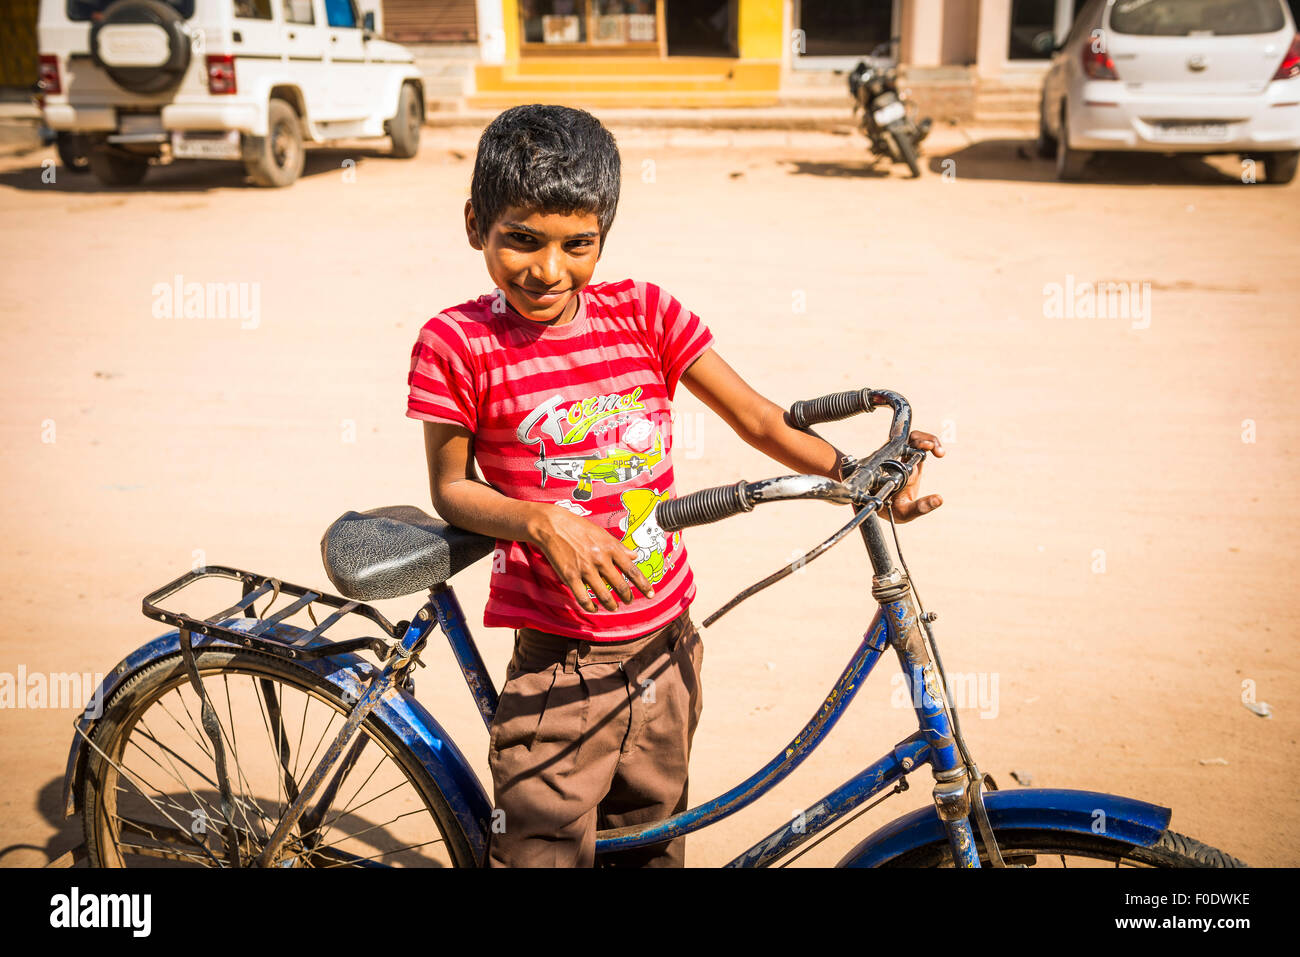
left=320, top=505, right=496, bottom=601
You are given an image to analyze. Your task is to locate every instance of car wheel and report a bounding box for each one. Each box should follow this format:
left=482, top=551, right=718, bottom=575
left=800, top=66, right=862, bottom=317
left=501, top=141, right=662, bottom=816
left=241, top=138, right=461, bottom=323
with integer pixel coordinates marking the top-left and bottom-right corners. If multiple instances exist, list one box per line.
left=243, top=98, right=305, bottom=188
left=87, top=146, right=149, bottom=187
left=1055, top=106, right=1088, bottom=181
left=1263, top=150, right=1299, bottom=185
left=387, top=83, right=421, bottom=160
left=56, top=132, right=92, bottom=174
left=1035, top=95, right=1057, bottom=159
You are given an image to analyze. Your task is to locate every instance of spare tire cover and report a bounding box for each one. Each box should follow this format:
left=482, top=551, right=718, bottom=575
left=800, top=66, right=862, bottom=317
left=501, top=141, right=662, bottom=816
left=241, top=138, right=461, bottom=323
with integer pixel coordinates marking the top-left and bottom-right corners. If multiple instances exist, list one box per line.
left=90, top=0, right=192, bottom=95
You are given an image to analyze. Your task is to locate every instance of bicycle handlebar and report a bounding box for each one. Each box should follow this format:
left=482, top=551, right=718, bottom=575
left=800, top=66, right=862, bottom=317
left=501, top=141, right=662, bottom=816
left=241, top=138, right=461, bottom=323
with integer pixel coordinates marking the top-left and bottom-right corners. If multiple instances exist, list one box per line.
left=657, top=388, right=920, bottom=533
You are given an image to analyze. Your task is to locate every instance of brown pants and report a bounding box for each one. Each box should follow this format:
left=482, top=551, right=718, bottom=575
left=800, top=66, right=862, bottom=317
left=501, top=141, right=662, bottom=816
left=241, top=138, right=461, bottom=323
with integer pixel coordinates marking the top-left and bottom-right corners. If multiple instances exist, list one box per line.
left=486, top=610, right=704, bottom=868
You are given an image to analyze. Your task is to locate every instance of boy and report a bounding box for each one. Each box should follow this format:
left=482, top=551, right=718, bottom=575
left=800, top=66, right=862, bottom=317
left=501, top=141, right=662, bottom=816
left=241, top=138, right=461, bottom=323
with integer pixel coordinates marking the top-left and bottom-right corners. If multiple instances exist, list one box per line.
left=407, top=104, right=943, bottom=867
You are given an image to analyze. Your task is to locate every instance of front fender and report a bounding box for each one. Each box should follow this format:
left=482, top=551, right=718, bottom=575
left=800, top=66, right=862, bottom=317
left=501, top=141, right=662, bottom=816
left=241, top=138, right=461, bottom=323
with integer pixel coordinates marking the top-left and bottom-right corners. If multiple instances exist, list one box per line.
left=838, top=788, right=1173, bottom=867
left=62, top=619, right=492, bottom=864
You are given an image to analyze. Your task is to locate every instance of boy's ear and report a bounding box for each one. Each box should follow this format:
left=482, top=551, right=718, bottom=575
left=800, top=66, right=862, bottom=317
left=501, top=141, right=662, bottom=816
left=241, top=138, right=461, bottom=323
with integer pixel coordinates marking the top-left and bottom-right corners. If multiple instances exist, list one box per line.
left=465, top=199, right=484, bottom=250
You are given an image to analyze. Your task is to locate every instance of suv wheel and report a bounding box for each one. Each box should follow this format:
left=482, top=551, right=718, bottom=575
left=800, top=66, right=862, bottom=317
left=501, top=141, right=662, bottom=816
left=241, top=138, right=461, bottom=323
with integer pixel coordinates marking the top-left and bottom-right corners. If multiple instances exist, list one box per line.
left=87, top=146, right=149, bottom=187
left=387, top=83, right=421, bottom=160
left=56, top=132, right=92, bottom=174
left=244, top=99, right=305, bottom=188
left=1263, top=150, right=1299, bottom=185
left=1055, top=105, right=1088, bottom=181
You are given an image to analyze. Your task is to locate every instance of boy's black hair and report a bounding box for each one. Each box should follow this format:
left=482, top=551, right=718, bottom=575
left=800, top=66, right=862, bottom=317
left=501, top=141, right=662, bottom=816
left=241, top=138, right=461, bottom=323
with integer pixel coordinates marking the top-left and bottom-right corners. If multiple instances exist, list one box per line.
left=470, top=104, right=621, bottom=249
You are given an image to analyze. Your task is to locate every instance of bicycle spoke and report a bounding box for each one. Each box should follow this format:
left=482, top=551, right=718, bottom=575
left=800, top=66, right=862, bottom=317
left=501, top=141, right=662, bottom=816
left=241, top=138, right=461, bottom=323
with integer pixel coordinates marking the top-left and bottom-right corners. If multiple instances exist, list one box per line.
left=319, top=836, right=446, bottom=868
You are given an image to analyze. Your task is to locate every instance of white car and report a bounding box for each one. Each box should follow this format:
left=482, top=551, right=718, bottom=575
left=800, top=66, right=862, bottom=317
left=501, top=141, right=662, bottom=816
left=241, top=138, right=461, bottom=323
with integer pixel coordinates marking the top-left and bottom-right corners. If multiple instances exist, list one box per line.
left=36, top=0, right=425, bottom=187
left=1038, top=0, right=1300, bottom=182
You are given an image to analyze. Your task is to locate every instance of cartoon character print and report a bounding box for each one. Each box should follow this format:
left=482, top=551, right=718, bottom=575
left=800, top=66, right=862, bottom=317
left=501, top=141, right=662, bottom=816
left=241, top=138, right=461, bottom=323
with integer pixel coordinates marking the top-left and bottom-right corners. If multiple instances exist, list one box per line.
left=618, top=487, right=671, bottom=584
left=518, top=389, right=681, bottom=602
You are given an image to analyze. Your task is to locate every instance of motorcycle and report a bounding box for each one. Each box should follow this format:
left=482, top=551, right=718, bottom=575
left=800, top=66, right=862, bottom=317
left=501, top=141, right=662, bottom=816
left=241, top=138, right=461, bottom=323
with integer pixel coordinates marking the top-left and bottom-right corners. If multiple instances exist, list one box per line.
left=848, top=41, right=932, bottom=179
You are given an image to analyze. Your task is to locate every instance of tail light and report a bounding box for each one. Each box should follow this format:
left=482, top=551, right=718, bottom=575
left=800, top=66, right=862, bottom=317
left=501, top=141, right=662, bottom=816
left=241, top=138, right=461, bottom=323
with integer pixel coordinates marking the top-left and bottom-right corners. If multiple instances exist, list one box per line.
left=205, top=54, right=236, bottom=95
left=1082, top=45, right=1119, bottom=80
left=37, top=54, right=60, bottom=94
left=1274, top=33, right=1300, bottom=80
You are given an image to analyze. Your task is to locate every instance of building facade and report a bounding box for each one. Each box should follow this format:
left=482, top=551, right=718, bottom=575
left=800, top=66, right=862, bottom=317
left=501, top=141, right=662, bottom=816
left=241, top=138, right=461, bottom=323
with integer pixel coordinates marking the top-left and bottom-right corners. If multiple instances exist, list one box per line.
left=384, top=0, right=1101, bottom=114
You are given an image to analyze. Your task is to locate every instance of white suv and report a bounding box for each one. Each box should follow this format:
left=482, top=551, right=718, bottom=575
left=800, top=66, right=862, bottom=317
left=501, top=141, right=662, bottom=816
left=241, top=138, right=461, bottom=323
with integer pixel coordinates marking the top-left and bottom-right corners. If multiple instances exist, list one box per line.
left=37, top=0, right=425, bottom=187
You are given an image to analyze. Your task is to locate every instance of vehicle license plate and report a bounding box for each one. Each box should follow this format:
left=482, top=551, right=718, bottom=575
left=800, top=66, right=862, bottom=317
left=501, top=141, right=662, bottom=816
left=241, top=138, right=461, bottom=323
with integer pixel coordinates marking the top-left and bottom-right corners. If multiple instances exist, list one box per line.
left=873, top=101, right=906, bottom=126
left=171, top=130, right=242, bottom=160
left=1154, top=121, right=1229, bottom=142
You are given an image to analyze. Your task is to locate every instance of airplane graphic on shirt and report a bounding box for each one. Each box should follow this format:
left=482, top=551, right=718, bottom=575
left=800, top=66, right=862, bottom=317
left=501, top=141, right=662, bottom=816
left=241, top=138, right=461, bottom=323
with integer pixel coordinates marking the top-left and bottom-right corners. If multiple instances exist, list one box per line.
left=533, top=431, right=664, bottom=501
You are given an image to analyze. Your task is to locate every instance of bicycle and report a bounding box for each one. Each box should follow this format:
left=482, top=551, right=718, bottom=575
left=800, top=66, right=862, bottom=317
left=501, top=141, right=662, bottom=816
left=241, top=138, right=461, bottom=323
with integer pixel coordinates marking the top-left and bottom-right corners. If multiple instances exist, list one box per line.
left=61, top=388, right=1247, bottom=867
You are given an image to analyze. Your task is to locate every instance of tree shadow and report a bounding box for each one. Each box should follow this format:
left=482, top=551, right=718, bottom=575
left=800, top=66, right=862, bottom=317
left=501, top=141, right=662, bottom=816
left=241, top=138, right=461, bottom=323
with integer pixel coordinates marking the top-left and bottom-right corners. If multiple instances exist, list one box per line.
left=0, top=144, right=395, bottom=193
left=927, top=137, right=1256, bottom=186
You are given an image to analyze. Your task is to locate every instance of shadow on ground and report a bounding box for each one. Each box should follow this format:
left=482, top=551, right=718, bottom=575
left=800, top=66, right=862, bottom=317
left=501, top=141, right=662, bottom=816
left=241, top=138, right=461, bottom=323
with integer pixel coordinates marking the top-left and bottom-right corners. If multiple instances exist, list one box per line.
left=927, top=137, right=1264, bottom=187
left=0, top=145, right=399, bottom=193
left=0, top=777, right=85, bottom=868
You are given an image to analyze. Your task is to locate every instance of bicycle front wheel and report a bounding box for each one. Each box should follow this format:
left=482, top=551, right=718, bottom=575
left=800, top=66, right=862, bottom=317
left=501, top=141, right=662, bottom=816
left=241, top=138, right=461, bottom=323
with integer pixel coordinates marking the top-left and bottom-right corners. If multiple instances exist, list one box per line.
left=882, top=828, right=1247, bottom=868
left=81, top=648, right=478, bottom=867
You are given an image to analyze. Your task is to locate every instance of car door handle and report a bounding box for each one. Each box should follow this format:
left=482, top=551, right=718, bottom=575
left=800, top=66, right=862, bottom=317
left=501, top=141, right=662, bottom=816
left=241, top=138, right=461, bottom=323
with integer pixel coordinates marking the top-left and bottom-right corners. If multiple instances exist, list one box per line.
left=331, top=35, right=339, bottom=43
left=287, top=31, right=295, bottom=39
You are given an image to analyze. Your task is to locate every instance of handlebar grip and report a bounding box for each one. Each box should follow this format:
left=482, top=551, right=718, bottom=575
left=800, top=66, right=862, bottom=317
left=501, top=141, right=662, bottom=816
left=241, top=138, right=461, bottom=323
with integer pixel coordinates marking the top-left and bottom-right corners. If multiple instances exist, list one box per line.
left=657, top=480, right=753, bottom=533
left=789, top=389, right=872, bottom=430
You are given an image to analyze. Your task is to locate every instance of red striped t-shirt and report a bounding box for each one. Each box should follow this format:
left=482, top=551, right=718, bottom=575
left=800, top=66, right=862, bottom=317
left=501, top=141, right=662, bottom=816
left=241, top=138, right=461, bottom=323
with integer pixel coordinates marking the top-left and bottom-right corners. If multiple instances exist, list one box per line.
left=406, top=279, right=714, bottom=641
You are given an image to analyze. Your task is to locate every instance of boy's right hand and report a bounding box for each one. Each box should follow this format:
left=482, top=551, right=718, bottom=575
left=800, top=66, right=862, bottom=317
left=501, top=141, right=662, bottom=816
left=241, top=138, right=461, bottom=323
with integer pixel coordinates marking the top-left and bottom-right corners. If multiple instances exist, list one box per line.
left=527, top=506, right=656, bottom=613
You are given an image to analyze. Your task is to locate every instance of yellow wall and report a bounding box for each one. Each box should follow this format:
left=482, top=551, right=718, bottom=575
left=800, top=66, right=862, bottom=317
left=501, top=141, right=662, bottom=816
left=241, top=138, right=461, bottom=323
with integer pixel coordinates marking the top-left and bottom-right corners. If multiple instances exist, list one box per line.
left=738, top=0, right=784, bottom=60
left=503, top=0, right=519, bottom=62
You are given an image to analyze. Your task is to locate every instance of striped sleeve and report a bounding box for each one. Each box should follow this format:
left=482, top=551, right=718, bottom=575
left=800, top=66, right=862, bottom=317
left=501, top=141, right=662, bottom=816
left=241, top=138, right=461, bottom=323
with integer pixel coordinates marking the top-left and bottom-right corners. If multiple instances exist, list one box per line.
left=405, top=314, right=479, bottom=432
left=644, top=282, right=714, bottom=400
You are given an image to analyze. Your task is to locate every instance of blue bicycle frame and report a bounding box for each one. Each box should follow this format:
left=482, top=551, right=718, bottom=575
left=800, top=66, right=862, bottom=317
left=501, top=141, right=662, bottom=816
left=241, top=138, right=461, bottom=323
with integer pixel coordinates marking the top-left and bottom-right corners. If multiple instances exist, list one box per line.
left=62, top=427, right=1175, bottom=868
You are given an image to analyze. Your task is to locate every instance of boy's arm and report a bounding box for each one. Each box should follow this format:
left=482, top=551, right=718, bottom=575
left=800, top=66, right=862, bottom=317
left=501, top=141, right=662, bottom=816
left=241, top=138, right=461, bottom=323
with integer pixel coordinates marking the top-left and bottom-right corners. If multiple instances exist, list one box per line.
left=422, top=422, right=655, bottom=613
left=679, top=348, right=944, bottom=522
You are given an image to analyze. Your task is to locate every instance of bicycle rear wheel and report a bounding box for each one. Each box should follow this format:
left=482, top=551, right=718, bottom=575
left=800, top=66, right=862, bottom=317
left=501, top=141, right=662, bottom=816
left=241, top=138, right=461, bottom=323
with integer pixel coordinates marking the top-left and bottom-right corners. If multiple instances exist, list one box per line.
left=882, top=828, right=1246, bottom=868
left=81, top=648, right=477, bottom=867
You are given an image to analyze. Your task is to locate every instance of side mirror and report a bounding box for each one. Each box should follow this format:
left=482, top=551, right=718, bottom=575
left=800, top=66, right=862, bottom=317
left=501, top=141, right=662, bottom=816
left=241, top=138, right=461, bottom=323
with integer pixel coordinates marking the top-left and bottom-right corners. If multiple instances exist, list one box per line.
left=363, top=11, right=376, bottom=35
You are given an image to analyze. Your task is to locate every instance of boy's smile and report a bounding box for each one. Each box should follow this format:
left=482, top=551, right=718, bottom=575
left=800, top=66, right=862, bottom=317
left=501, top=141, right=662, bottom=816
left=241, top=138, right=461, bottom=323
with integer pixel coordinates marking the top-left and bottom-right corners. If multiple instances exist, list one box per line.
left=466, top=201, right=603, bottom=326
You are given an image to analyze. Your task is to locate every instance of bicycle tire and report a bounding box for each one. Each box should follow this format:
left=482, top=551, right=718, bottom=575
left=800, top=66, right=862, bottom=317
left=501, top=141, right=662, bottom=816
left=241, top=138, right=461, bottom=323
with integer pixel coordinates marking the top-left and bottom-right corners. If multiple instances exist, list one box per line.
left=81, top=648, right=478, bottom=867
left=880, top=827, right=1247, bottom=868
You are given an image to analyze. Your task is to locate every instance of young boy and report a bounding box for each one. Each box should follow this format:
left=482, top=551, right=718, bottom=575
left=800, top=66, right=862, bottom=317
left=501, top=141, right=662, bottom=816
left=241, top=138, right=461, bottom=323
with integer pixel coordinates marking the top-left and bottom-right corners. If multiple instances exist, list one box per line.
left=406, top=104, right=943, bottom=868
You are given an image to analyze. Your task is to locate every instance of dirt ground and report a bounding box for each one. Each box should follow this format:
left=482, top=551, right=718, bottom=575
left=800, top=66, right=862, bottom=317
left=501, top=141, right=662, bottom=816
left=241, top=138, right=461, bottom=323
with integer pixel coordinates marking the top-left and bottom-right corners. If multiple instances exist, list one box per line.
left=1, top=122, right=1296, bottom=868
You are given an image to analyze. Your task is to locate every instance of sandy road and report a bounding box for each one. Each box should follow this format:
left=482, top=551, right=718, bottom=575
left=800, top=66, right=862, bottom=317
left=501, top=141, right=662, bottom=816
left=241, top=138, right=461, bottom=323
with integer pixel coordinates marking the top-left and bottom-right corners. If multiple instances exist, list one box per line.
left=0, top=122, right=1296, bottom=867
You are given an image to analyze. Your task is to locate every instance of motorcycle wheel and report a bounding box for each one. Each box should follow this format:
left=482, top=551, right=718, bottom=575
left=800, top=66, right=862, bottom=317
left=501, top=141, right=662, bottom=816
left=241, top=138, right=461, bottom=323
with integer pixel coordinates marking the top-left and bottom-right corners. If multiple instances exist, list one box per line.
left=888, top=121, right=921, bottom=178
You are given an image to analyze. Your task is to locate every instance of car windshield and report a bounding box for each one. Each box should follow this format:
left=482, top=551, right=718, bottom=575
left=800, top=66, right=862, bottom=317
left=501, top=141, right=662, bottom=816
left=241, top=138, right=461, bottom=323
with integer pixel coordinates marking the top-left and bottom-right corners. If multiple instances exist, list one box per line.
left=68, top=0, right=194, bottom=20
left=1108, top=0, right=1286, bottom=36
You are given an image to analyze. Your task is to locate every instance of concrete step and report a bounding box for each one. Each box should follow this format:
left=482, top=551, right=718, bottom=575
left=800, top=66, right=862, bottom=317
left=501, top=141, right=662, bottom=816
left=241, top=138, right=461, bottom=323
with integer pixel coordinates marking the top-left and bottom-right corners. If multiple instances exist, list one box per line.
left=973, top=110, right=1039, bottom=126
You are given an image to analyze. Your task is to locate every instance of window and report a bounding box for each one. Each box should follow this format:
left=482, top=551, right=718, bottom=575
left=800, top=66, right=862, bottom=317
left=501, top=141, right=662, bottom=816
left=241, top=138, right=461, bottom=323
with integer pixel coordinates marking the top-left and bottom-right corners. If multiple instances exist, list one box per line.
left=324, top=0, right=358, bottom=28
left=67, top=0, right=193, bottom=20
left=283, top=0, right=315, bottom=25
left=1109, top=0, right=1286, bottom=36
left=234, top=0, right=274, bottom=19
left=520, top=0, right=660, bottom=47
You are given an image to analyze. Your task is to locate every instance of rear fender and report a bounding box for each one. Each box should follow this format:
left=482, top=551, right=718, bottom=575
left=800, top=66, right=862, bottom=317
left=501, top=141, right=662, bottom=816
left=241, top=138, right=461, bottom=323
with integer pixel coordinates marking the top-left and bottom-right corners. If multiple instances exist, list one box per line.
left=62, top=622, right=491, bottom=863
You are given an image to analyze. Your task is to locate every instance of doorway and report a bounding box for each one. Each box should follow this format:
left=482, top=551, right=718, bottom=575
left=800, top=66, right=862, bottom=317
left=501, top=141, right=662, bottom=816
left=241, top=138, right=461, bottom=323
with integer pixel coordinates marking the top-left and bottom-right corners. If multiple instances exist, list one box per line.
left=664, top=0, right=738, bottom=57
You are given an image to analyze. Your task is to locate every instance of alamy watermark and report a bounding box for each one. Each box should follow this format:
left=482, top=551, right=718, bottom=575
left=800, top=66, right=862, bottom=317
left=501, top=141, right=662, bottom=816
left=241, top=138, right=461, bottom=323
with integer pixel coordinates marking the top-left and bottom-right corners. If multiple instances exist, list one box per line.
left=152, top=273, right=261, bottom=329
left=1043, top=274, right=1151, bottom=329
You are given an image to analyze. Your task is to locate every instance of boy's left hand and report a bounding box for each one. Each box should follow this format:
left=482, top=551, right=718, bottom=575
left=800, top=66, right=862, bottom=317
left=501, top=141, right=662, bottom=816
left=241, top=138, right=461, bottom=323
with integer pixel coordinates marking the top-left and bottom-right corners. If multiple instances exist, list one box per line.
left=884, top=431, right=944, bottom=523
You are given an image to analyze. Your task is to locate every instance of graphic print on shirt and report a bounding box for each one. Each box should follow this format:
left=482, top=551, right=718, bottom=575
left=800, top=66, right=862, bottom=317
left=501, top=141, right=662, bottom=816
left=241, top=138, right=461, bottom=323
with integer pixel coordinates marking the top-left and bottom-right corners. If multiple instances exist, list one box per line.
left=617, top=487, right=683, bottom=585
left=516, top=387, right=664, bottom=502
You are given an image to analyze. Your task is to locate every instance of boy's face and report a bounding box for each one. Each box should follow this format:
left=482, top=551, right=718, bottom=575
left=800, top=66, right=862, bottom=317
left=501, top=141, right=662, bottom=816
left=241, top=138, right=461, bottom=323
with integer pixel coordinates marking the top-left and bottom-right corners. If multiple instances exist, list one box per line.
left=466, top=201, right=602, bottom=325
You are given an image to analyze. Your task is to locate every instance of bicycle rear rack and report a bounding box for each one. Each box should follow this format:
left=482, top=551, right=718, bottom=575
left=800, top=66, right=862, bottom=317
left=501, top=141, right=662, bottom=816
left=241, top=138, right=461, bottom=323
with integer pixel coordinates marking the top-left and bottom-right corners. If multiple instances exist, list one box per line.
left=141, top=564, right=407, bottom=663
